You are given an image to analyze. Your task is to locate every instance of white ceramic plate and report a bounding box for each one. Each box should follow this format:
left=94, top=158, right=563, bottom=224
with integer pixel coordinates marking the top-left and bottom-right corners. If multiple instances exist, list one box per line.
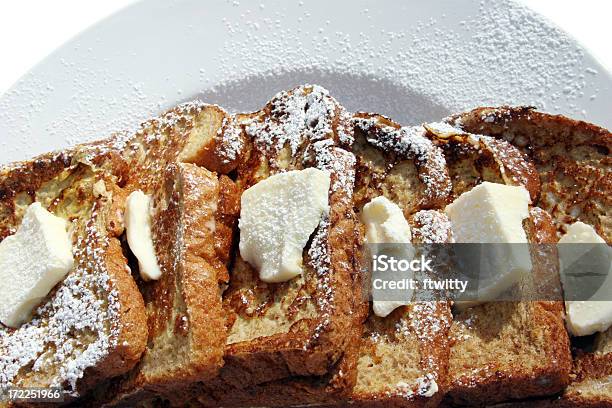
left=0, top=0, right=610, bottom=164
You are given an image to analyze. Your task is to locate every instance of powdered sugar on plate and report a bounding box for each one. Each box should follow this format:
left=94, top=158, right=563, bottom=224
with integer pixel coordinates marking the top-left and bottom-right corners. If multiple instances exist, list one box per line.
left=0, top=0, right=609, bottom=164
left=201, top=0, right=602, bottom=120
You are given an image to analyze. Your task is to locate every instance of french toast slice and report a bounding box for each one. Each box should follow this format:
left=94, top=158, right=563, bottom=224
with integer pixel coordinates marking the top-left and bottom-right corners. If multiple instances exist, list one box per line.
left=134, top=163, right=239, bottom=388
left=444, top=210, right=571, bottom=407
left=344, top=113, right=454, bottom=408
left=100, top=102, right=243, bottom=402
left=446, top=107, right=612, bottom=407
left=202, top=85, right=362, bottom=396
left=422, top=122, right=572, bottom=406
left=0, top=143, right=147, bottom=399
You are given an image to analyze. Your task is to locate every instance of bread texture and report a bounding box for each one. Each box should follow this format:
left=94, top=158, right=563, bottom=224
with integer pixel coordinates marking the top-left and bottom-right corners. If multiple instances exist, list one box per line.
left=0, top=143, right=147, bottom=400
left=204, top=85, right=362, bottom=395
left=420, top=121, right=572, bottom=406
left=97, top=103, right=243, bottom=405
left=447, top=106, right=611, bottom=407
left=346, top=113, right=454, bottom=408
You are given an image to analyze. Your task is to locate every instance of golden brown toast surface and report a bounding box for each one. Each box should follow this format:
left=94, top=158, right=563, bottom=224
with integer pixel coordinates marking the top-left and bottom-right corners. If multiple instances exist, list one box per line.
left=447, top=106, right=611, bottom=407
left=0, top=144, right=147, bottom=397
left=347, top=114, right=454, bottom=408
left=213, top=85, right=362, bottom=391
left=101, top=103, right=243, bottom=404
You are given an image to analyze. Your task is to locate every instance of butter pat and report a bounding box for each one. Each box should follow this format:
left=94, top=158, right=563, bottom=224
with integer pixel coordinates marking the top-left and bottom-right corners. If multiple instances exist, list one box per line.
left=0, top=202, right=74, bottom=328
left=559, top=222, right=612, bottom=336
left=445, top=182, right=530, bottom=243
left=362, top=196, right=414, bottom=317
left=362, top=196, right=413, bottom=245
left=565, top=301, right=612, bottom=336
left=125, top=190, right=161, bottom=281
left=239, top=168, right=330, bottom=283
left=445, top=182, right=532, bottom=308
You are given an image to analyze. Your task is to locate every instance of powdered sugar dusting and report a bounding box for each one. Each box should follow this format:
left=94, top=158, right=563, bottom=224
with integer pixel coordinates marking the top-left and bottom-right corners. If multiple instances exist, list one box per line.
left=217, top=115, right=244, bottom=164
left=301, top=215, right=333, bottom=350
left=308, top=139, right=356, bottom=201
left=245, top=85, right=337, bottom=157
left=307, top=216, right=333, bottom=311
left=2, top=0, right=607, bottom=165
left=410, top=302, right=449, bottom=343
left=411, top=210, right=453, bottom=244
left=0, top=204, right=120, bottom=396
left=387, top=302, right=449, bottom=400
left=202, top=0, right=605, bottom=124
left=337, top=107, right=355, bottom=147
left=424, top=121, right=536, bottom=193
left=354, top=118, right=451, bottom=201
left=477, top=136, right=536, bottom=190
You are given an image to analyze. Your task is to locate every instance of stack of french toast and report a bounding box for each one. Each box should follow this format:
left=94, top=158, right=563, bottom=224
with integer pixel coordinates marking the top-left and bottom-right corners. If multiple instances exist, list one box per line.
left=0, top=85, right=610, bottom=407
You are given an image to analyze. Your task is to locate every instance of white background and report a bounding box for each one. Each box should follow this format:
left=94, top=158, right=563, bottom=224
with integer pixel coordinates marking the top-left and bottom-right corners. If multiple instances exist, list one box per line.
left=0, top=0, right=610, bottom=95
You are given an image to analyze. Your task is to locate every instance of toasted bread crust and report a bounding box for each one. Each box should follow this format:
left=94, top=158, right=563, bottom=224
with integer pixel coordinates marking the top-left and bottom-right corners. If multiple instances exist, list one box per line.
left=0, top=153, right=71, bottom=238
left=178, top=106, right=245, bottom=175
left=0, top=144, right=147, bottom=398
left=447, top=304, right=571, bottom=407
left=91, top=181, right=147, bottom=384
left=212, top=86, right=362, bottom=392
left=423, top=122, right=541, bottom=202
left=181, top=166, right=236, bottom=382
left=447, top=106, right=611, bottom=407
left=69, top=103, right=243, bottom=407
